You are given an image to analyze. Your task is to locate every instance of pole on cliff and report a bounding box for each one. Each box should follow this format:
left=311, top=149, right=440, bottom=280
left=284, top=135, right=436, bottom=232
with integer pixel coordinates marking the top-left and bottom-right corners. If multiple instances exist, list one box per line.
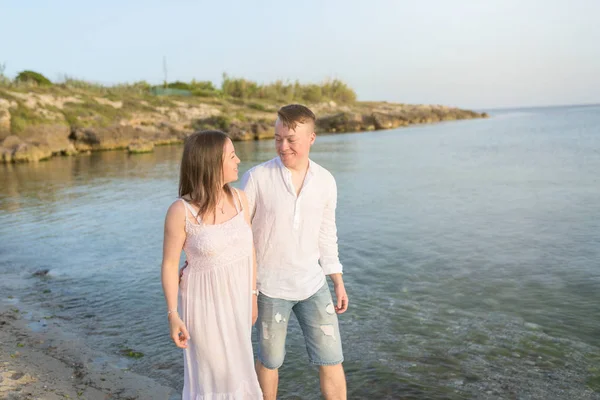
left=163, top=56, right=168, bottom=89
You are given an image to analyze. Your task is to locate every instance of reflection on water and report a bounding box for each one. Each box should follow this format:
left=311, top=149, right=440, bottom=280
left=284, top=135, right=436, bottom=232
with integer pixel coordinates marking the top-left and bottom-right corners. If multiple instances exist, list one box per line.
left=1, top=106, right=600, bottom=399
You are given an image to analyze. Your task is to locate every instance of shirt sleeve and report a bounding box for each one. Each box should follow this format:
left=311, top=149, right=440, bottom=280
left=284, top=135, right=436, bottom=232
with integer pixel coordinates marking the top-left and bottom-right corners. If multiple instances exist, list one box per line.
left=319, top=177, right=343, bottom=275
left=239, top=170, right=257, bottom=221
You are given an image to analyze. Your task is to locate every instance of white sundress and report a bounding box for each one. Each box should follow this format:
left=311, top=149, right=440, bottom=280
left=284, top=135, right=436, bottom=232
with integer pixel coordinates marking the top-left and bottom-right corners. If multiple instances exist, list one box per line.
left=178, top=189, right=262, bottom=399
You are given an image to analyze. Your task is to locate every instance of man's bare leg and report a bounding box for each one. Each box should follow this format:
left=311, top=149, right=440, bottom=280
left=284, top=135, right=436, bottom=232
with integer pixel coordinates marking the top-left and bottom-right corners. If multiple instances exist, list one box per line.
left=256, top=360, right=279, bottom=400
left=319, top=364, right=347, bottom=400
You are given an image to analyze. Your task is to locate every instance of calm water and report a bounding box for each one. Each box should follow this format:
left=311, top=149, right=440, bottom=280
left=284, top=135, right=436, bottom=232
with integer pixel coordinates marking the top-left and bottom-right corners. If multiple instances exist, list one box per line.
left=1, top=105, right=600, bottom=399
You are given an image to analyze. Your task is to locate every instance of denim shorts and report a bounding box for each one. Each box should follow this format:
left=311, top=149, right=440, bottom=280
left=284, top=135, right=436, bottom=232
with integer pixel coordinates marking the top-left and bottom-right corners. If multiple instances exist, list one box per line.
left=256, top=283, right=344, bottom=369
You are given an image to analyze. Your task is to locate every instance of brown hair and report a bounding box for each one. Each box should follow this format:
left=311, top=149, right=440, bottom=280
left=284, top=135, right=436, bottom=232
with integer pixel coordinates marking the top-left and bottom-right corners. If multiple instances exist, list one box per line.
left=178, top=130, right=232, bottom=219
left=277, top=104, right=316, bottom=131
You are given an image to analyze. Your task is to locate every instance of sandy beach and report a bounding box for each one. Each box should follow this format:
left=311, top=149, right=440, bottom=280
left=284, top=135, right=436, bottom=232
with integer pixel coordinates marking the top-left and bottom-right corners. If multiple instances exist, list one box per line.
left=0, top=303, right=176, bottom=400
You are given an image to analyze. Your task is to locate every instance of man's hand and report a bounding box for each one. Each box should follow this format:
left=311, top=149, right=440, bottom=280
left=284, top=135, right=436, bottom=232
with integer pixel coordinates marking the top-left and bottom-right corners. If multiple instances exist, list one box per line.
left=179, top=261, right=188, bottom=283
left=333, top=281, right=349, bottom=314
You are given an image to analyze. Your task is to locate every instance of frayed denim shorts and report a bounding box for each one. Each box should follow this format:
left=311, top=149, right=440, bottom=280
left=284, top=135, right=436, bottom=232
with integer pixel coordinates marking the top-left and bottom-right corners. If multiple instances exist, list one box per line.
left=256, top=283, right=344, bottom=369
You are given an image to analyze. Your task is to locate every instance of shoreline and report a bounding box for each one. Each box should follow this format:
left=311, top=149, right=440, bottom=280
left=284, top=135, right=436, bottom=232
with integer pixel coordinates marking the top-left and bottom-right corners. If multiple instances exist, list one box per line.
left=0, top=114, right=491, bottom=166
left=0, top=86, right=488, bottom=164
left=0, top=301, right=177, bottom=400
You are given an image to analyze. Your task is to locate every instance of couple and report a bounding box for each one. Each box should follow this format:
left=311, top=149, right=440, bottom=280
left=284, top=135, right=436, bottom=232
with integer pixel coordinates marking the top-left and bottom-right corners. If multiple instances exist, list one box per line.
left=161, top=104, right=349, bottom=400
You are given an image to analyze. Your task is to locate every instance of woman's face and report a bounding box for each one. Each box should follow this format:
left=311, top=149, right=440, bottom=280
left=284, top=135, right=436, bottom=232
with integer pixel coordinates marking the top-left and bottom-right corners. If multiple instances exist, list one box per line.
left=222, top=138, right=241, bottom=184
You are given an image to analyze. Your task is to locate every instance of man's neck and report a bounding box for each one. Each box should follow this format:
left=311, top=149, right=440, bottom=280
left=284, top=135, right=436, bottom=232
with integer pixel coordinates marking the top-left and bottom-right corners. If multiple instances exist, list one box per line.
left=286, top=159, right=310, bottom=176
left=283, top=158, right=310, bottom=196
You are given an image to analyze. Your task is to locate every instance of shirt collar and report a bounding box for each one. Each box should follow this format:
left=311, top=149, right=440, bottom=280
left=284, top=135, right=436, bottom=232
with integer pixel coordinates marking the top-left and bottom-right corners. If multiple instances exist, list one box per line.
left=276, top=156, right=316, bottom=195
left=275, top=156, right=315, bottom=177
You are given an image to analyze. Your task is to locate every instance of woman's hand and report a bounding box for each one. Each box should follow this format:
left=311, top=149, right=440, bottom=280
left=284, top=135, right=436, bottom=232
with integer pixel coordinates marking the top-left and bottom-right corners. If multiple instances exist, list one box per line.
left=169, top=313, right=190, bottom=349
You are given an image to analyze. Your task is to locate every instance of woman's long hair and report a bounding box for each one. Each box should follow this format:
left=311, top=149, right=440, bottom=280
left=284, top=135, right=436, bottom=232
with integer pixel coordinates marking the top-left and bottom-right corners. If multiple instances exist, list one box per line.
left=179, top=130, right=232, bottom=219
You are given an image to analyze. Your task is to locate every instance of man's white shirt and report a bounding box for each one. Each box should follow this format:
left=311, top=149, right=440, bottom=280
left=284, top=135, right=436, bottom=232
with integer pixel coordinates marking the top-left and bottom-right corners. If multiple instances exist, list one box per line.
left=240, top=157, right=343, bottom=301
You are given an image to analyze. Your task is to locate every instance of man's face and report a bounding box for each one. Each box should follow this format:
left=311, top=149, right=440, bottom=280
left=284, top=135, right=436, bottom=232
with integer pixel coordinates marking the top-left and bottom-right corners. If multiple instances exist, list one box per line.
left=275, top=119, right=315, bottom=170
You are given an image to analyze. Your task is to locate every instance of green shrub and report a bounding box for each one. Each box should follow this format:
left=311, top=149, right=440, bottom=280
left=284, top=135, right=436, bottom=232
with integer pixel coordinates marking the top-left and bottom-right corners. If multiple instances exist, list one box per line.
left=321, top=79, right=356, bottom=103
left=234, top=111, right=248, bottom=122
left=221, top=73, right=258, bottom=99
left=220, top=74, right=357, bottom=104
left=0, top=63, right=10, bottom=86
left=247, top=102, right=269, bottom=112
left=193, top=115, right=232, bottom=131
left=167, top=81, right=191, bottom=90
left=302, top=84, right=323, bottom=103
left=189, top=80, right=216, bottom=91
left=15, top=70, right=52, bottom=86
left=61, top=76, right=104, bottom=91
left=192, top=89, right=219, bottom=97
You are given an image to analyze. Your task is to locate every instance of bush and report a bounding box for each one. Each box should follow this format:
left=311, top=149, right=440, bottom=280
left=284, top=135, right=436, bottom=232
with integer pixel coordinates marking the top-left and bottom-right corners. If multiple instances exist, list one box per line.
left=15, top=70, right=52, bottom=86
left=192, top=89, right=219, bottom=97
left=221, top=73, right=258, bottom=99
left=193, top=115, right=232, bottom=131
left=128, top=81, right=152, bottom=92
left=302, top=84, right=323, bottom=103
left=167, top=81, right=191, bottom=90
left=220, top=74, right=357, bottom=104
left=321, top=79, right=356, bottom=103
left=0, top=63, right=9, bottom=86
left=166, top=80, right=217, bottom=95
left=189, top=80, right=215, bottom=91
left=59, top=76, right=151, bottom=96
left=247, top=102, right=269, bottom=112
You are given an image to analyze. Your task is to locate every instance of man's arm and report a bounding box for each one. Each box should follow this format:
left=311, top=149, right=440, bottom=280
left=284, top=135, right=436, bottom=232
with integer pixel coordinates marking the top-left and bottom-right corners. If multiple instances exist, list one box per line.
left=319, top=178, right=348, bottom=314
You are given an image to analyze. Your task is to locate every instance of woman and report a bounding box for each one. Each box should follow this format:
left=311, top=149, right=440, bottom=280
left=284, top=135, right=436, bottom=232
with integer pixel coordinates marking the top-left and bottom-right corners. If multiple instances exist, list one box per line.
left=161, top=130, right=262, bottom=399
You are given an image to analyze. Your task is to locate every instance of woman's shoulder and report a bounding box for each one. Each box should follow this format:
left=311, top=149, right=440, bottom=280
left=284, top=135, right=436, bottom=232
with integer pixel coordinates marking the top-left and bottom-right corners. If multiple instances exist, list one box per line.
left=166, top=198, right=187, bottom=218
left=232, top=187, right=246, bottom=196
left=231, top=186, right=248, bottom=203
left=232, top=188, right=248, bottom=201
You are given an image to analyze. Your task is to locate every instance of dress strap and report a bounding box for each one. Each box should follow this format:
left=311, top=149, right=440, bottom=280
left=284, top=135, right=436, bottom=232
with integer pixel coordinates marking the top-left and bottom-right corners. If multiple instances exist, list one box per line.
left=233, top=188, right=242, bottom=214
left=180, top=198, right=201, bottom=224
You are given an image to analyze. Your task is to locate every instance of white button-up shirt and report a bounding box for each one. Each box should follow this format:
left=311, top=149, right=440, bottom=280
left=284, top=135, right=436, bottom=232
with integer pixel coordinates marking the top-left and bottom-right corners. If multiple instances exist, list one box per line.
left=240, top=157, right=343, bottom=301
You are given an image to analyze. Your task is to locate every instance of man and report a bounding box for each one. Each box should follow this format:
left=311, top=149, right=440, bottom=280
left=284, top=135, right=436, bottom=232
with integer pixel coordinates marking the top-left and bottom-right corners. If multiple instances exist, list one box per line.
left=240, top=104, right=348, bottom=400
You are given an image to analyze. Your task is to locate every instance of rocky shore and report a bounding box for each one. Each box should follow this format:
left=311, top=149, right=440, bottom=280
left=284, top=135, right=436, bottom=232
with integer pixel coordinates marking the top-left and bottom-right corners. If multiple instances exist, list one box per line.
left=0, top=88, right=488, bottom=163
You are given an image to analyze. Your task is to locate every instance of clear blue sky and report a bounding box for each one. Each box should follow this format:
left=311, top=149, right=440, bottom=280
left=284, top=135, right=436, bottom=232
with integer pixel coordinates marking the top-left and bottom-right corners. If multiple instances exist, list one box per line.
left=1, top=0, right=599, bottom=109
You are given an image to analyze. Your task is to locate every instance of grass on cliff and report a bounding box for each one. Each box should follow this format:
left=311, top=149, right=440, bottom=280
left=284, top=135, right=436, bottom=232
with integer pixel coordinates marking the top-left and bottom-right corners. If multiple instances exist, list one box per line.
left=7, top=100, right=68, bottom=135
left=0, top=71, right=357, bottom=105
left=10, top=104, right=47, bottom=133
left=0, top=70, right=361, bottom=138
left=62, top=101, right=128, bottom=128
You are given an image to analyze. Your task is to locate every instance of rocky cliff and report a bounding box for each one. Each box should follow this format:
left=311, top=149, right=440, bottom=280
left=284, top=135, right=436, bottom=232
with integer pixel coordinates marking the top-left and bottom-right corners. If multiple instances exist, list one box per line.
left=0, top=89, right=487, bottom=163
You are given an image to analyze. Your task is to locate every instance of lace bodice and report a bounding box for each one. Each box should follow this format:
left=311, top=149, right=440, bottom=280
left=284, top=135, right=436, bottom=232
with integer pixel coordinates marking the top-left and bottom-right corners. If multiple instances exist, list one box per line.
left=180, top=194, right=253, bottom=273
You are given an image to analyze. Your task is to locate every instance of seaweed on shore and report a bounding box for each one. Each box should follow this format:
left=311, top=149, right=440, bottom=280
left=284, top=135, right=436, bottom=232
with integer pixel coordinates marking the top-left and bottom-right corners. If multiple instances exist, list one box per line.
left=119, top=348, right=144, bottom=359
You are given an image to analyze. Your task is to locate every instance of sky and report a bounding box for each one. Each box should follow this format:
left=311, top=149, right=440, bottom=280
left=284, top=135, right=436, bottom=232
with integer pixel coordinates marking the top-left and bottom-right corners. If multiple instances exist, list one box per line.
left=1, top=0, right=599, bottom=109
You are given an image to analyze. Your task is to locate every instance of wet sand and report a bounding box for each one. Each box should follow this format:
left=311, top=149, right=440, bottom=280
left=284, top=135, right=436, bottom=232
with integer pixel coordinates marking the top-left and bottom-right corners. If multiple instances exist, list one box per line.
left=0, top=303, right=176, bottom=400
